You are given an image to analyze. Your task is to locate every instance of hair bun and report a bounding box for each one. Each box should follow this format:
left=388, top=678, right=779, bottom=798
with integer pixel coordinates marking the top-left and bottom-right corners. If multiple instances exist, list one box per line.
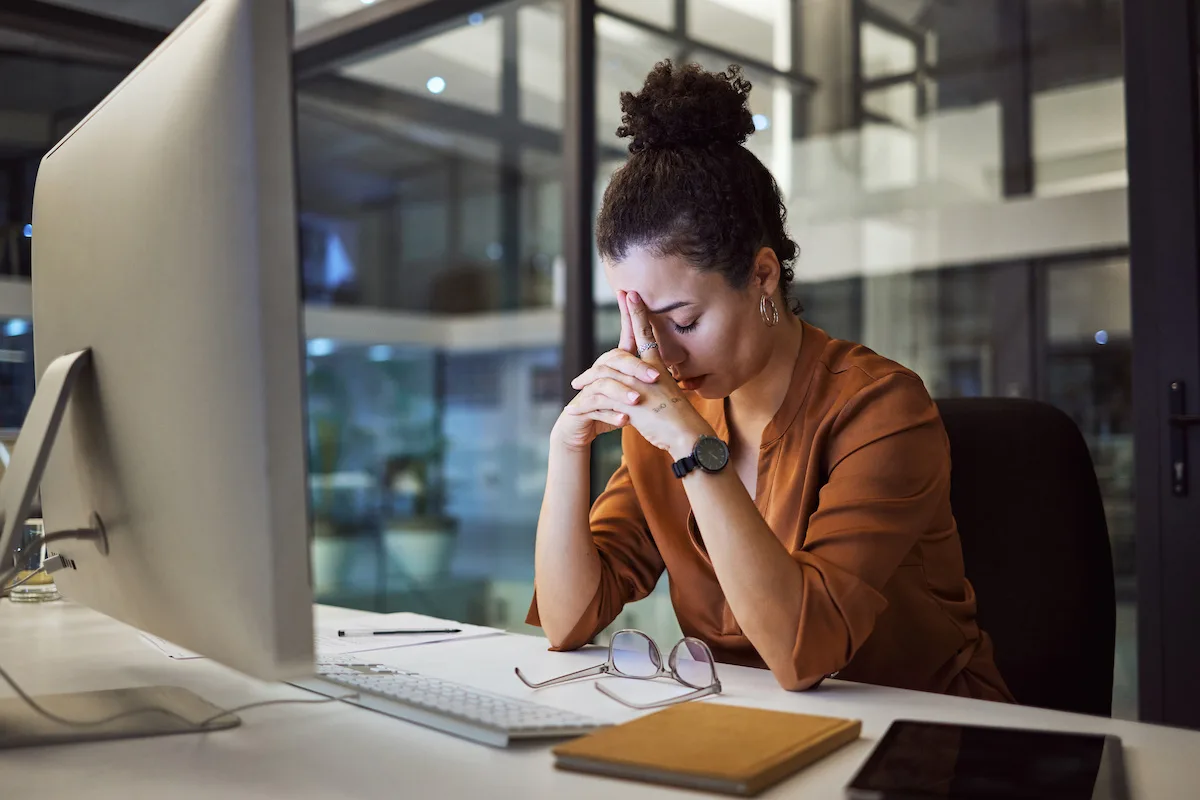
left=617, top=61, right=755, bottom=154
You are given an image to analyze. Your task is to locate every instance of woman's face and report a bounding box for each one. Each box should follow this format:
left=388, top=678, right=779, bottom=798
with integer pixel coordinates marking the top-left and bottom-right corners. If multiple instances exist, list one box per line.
left=603, top=246, right=776, bottom=400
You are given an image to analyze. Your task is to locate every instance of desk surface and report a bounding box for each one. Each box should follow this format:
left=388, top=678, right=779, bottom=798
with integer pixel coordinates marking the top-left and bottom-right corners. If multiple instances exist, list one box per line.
left=1, top=600, right=1196, bottom=798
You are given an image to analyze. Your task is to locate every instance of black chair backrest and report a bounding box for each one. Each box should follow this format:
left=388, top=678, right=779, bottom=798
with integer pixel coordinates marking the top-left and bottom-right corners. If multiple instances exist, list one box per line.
left=936, top=397, right=1115, bottom=717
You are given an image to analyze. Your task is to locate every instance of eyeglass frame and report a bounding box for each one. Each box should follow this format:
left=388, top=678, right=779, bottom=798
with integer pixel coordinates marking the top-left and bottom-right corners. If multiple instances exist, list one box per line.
left=514, top=629, right=723, bottom=710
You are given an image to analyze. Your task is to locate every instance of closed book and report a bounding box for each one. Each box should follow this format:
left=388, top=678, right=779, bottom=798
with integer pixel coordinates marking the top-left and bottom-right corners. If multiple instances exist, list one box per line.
left=552, top=702, right=861, bottom=796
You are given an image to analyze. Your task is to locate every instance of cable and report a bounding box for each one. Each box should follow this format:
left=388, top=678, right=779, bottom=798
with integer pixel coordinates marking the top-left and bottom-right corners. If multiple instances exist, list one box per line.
left=0, top=568, right=47, bottom=599
left=0, top=661, right=357, bottom=731
left=191, top=694, right=359, bottom=729
left=0, top=565, right=24, bottom=597
left=2, top=531, right=359, bottom=730
left=41, top=529, right=101, bottom=547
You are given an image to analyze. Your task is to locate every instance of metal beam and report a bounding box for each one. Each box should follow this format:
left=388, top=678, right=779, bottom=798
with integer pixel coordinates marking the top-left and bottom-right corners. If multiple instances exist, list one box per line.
left=563, top=0, right=597, bottom=405
left=301, top=74, right=625, bottom=162
left=294, top=0, right=509, bottom=78
left=500, top=5, right=522, bottom=311
left=1124, top=0, right=1200, bottom=728
left=673, top=0, right=690, bottom=63
left=859, top=2, right=925, bottom=45
left=861, top=69, right=920, bottom=91
left=0, top=45, right=133, bottom=73
left=997, top=0, right=1033, bottom=196
left=0, top=0, right=165, bottom=67
left=596, top=6, right=818, bottom=93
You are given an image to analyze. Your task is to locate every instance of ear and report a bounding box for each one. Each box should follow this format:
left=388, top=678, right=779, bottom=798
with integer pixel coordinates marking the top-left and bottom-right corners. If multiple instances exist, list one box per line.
left=749, top=247, right=781, bottom=298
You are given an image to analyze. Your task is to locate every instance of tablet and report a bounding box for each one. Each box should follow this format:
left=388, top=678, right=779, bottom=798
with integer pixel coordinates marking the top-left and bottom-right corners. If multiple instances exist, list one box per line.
left=845, top=720, right=1129, bottom=799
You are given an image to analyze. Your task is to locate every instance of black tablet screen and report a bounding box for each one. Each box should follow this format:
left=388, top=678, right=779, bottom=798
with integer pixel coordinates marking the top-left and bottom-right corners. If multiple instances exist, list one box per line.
left=847, top=720, right=1127, bottom=799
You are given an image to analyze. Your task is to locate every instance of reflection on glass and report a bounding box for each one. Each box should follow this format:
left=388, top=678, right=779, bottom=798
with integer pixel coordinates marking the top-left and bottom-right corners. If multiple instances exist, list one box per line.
left=39, top=0, right=198, bottom=28
left=687, top=0, right=784, bottom=65
left=519, top=3, right=566, bottom=130
left=600, top=0, right=674, bottom=29
left=558, top=1, right=1141, bottom=710
left=861, top=20, right=918, bottom=79
left=0, top=318, right=34, bottom=431
left=340, top=17, right=504, bottom=115
left=1045, top=258, right=1133, bottom=592
left=297, top=0, right=565, bottom=634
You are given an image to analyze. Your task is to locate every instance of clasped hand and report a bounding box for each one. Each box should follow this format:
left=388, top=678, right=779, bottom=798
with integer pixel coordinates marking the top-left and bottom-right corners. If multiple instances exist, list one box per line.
left=553, top=290, right=712, bottom=459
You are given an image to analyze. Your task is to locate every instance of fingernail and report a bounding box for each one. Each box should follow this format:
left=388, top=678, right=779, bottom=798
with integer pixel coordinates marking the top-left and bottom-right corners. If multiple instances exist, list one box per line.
left=647, top=369, right=659, bottom=380
left=627, top=392, right=639, bottom=402
left=628, top=292, right=640, bottom=305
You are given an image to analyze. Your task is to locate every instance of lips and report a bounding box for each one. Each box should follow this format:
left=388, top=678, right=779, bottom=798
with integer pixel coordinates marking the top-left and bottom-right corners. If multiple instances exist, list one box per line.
left=677, top=375, right=707, bottom=391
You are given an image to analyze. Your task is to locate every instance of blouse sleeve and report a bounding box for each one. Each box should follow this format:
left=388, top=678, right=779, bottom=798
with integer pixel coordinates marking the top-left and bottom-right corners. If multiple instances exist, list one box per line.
left=526, top=435, right=665, bottom=650
left=788, top=372, right=952, bottom=683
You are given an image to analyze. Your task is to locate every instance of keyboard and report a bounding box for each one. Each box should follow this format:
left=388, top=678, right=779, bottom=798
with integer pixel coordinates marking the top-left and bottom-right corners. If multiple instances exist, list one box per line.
left=288, top=655, right=607, bottom=748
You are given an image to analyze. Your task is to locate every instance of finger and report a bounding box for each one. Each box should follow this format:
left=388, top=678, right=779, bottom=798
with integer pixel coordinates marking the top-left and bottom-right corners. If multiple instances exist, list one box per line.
left=617, top=291, right=635, bottom=354
left=588, top=378, right=642, bottom=405
left=567, top=379, right=642, bottom=411
left=573, top=372, right=642, bottom=401
left=573, top=357, right=658, bottom=389
left=582, top=409, right=629, bottom=428
left=566, top=391, right=634, bottom=415
left=626, top=291, right=665, bottom=366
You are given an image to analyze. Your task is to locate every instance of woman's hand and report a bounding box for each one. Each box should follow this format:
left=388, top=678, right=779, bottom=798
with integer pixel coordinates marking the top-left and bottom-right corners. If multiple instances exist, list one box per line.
left=552, top=291, right=662, bottom=453
left=564, top=291, right=714, bottom=460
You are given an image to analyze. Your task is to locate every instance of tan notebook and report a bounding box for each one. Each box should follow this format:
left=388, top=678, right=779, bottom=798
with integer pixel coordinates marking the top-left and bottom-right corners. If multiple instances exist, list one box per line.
left=552, top=702, right=861, bottom=796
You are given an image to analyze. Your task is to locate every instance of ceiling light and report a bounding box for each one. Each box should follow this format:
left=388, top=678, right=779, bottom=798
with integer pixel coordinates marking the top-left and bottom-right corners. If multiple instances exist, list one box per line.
left=4, top=319, right=30, bottom=337
left=426, top=76, right=446, bottom=95
left=307, top=338, right=335, bottom=357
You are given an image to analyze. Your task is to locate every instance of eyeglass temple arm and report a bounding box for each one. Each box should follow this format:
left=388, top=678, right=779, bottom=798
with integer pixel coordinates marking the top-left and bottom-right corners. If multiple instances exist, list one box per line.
left=594, top=682, right=721, bottom=710
left=514, top=663, right=608, bottom=689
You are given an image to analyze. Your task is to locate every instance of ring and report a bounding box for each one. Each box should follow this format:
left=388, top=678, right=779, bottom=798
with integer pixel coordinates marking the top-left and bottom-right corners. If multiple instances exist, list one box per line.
left=638, top=342, right=659, bottom=355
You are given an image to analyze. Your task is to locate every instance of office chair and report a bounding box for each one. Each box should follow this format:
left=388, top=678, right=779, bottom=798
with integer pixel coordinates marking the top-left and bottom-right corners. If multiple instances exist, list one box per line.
left=936, top=397, right=1116, bottom=717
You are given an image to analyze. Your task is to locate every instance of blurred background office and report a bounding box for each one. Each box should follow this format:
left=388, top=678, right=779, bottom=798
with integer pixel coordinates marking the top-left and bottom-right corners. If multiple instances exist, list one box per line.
left=0, top=0, right=1159, bottom=721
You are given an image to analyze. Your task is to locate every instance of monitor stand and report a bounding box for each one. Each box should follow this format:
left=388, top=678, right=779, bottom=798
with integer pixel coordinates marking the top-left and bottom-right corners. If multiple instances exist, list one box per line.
left=0, top=349, right=242, bottom=748
left=0, top=687, right=239, bottom=749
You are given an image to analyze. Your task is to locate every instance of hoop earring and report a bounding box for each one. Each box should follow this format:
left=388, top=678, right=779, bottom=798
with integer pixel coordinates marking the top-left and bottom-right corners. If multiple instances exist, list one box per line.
left=760, top=295, right=780, bottom=328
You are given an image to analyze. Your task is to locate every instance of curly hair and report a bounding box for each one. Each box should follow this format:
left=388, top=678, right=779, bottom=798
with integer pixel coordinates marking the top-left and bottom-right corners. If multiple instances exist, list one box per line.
left=596, top=61, right=801, bottom=314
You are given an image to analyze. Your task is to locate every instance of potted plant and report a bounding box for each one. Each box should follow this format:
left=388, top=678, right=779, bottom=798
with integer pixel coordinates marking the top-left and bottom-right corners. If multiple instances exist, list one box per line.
left=306, top=361, right=378, bottom=597
left=381, top=439, right=458, bottom=585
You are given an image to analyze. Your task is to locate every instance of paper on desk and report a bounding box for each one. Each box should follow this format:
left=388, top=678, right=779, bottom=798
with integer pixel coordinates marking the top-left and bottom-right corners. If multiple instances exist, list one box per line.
left=138, top=613, right=503, bottom=661
left=139, top=632, right=204, bottom=660
left=315, top=612, right=504, bottom=657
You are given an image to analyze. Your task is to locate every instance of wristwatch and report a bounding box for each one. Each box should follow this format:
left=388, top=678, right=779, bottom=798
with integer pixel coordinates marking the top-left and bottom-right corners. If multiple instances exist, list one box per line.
left=672, top=435, right=730, bottom=479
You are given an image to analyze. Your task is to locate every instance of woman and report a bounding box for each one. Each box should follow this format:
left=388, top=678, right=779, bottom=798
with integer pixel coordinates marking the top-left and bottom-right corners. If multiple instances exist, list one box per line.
left=528, top=61, right=1012, bottom=701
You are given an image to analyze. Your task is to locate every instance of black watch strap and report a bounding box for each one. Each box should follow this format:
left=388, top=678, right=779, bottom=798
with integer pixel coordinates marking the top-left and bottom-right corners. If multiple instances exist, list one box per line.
left=672, top=454, right=699, bottom=479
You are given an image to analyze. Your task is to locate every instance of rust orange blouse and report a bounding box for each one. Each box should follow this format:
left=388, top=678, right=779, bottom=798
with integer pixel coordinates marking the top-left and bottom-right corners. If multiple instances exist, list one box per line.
left=528, top=321, right=1013, bottom=702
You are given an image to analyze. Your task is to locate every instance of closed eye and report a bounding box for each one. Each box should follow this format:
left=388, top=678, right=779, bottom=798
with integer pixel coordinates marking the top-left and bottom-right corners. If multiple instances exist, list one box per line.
left=672, top=320, right=698, bottom=334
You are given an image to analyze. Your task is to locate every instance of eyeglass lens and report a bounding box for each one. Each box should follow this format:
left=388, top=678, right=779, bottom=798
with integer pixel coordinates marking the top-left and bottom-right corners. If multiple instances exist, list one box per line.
left=610, top=631, right=662, bottom=678
left=671, top=638, right=716, bottom=689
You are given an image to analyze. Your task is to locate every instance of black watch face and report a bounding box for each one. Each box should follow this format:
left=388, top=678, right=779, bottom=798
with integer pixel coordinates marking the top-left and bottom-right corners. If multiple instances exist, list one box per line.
left=694, top=436, right=729, bottom=472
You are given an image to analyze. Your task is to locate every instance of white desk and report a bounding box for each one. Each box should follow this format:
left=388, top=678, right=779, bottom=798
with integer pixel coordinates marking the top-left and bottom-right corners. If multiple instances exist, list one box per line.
left=1, top=600, right=1196, bottom=798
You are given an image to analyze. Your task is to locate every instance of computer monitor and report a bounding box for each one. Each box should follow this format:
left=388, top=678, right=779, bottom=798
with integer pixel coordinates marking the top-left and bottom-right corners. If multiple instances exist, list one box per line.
left=0, top=0, right=312, bottom=696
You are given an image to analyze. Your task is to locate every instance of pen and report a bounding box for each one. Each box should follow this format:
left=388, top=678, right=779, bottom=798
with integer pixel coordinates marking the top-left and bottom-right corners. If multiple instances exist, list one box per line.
left=336, top=628, right=463, bottom=637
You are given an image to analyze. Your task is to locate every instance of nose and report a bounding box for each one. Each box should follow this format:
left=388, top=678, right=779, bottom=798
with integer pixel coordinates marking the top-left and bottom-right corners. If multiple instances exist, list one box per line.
left=655, top=332, right=686, bottom=374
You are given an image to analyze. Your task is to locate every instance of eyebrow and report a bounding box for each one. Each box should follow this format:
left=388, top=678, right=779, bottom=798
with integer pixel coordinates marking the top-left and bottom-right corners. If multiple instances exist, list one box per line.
left=646, top=301, right=693, bottom=315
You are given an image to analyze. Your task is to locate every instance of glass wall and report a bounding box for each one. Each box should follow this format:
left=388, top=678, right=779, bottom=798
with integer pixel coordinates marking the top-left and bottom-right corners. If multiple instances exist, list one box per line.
left=0, top=0, right=1134, bottom=716
left=0, top=316, right=34, bottom=431
left=589, top=0, right=1134, bottom=716
left=294, top=0, right=564, bottom=633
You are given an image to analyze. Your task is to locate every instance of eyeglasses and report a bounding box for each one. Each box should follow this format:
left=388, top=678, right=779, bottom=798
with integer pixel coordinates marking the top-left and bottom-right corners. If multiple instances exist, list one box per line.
left=515, top=629, right=722, bottom=710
